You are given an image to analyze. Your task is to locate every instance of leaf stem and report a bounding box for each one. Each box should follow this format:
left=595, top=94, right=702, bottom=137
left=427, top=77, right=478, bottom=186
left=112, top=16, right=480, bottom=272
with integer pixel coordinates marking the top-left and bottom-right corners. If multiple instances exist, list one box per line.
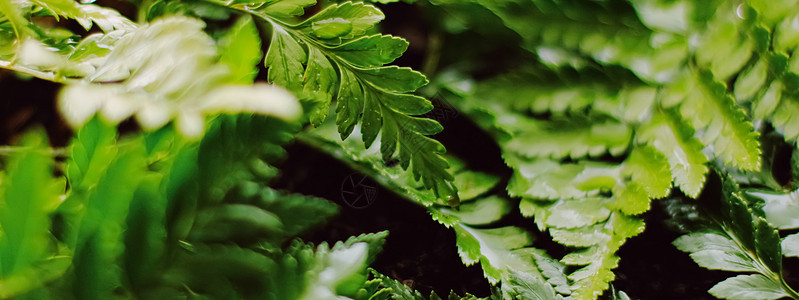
left=782, top=277, right=799, bottom=299
left=421, top=29, right=442, bottom=78
left=0, top=146, right=68, bottom=157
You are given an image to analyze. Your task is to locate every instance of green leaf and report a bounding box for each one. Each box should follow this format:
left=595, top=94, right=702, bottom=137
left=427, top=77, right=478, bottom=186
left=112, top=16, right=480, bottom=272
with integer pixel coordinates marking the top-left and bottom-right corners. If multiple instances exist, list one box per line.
left=550, top=224, right=609, bottom=247
left=72, top=137, right=147, bottom=299
left=667, top=70, right=761, bottom=170
left=638, top=109, right=708, bottom=198
left=507, top=156, right=619, bottom=200
left=311, top=17, right=353, bottom=39
left=363, top=269, right=483, bottom=300
left=218, top=15, right=262, bottom=84
left=782, top=233, right=799, bottom=257
left=31, top=0, right=135, bottom=31
left=299, top=242, right=369, bottom=300
left=504, top=117, right=631, bottom=160
left=452, top=170, right=500, bottom=201
left=734, top=57, right=769, bottom=101
left=439, top=196, right=509, bottom=225
left=501, top=269, right=561, bottom=300
left=331, top=35, right=408, bottom=67
left=673, top=233, right=757, bottom=272
left=59, top=17, right=300, bottom=138
left=266, top=26, right=307, bottom=93
left=65, top=117, right=118, bottom=191
left=240, top=0, right=456, bottom=200
left=673, top=172, right=794, bottom=300
left=260, top=0, right=316, bottom=18
left=708, top=274, right=789, bottom=300
left=189, top=203, right=285, bottom=243
left=772, top=97, right=799, bottom=142
left=453, top=225, right=533, bottom=284
left=755, top=217, right=782, bottom=274
left=304, top=47, right=337, bottom=126
left=0, top=130, right=64, bottom=297
left=623, top=145, right=672, bottom=199
left=123, top=174, right=167, bottom=293
left=748, top=189, right=799, bottom=229
left=353, top=66, right=429, bottom=93
left=563, top=214, right=644, bottom=300
left=332, top=231, right=389, bottom=266
left=540, top=197, right=612, bottom=229
left=296, top=2, right=384, bottom=40
left=526, top=250, right=570, bottom=295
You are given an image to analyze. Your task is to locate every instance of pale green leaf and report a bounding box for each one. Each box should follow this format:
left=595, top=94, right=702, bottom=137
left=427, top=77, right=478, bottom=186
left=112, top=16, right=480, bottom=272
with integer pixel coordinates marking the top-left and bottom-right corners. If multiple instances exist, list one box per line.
left=504, top=117, right=631, bottom=159
left=218, top=15, right=262, bottom=84
left=59, top=17, right=300, bottom=138
left=754, top=81, right=783, bottom=119
left=439, top=196, right=509, bottom=225
left=775, top=13, right=799, bottom=50
left=748, top=189, right=799, bottom=229
left=501, top=269, right=562, bottom=300
left=541, top=197, right=612, bottom=229
left=550, top=223, right=609, bottom=247
left=525, top=249, right=571, bottom=295
left=708, top=274, right=789, bottom=300
left=453, top=225, right=532, bottom=284
left=669, top=71, right=761, bottom=170
left=638, top=109, right=708, bottom=197
left=299, top=242, right=369, bottom=300
left=772, top=97, right=799, bottom=142
left=507, top=156, right=619, bottom=200
left=453, top=170, right=499, bottom=200
left=734, top=58, right=769, bottom=101
left=623, top=145, right=672, bottom=198
left=782, top=233, right=799, bottom=257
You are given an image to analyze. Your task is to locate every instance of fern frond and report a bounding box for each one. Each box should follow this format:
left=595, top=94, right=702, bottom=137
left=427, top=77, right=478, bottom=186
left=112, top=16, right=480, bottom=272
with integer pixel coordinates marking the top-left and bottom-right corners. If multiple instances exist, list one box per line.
left=221, top=0, right=457, bottom=200
left=459, top=0, right=662, bottom=79
left=57, top=17, right=301, bottom=138
left=637, top=109, right=709, bottom=197
left=0, top=130, right=67, bottom=298
left=362, top=269, right=487, bottom=300
left=506, top=156, right=619, bottom=201
left=503, top=116, right=631, bottom=160
left=663, top=70, right=761, bottom=170
left=672, top=172, right=797, bottom=300
left=432, top=196, right=562, bottom=300
left=562, top=213, right=644, bottom=300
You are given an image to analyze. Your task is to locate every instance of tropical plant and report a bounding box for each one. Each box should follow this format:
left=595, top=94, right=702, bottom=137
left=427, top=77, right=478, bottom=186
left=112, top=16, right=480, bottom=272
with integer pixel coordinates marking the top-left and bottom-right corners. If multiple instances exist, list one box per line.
left=3, top=0, right=799, bottom=299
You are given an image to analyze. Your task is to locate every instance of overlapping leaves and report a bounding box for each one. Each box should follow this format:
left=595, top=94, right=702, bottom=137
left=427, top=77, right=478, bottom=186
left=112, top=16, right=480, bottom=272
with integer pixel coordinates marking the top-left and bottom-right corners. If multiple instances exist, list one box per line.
left=672, top=172, right=797, bottom=300
left=214, top=0, right=457, bottom=201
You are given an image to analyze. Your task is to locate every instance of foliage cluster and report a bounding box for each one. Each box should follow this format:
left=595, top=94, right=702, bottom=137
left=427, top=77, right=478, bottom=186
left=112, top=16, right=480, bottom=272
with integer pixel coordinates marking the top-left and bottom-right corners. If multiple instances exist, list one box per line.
left=2, top=0, right=799, bottom=299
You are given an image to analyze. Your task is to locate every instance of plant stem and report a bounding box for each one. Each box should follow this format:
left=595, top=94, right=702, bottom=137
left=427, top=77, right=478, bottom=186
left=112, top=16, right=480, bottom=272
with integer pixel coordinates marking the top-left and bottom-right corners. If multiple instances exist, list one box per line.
left=422, top=29, right=442, bottom=77
left=0, top=146, right=68, bottom=156
left=782, top=277, right=799, bottom=299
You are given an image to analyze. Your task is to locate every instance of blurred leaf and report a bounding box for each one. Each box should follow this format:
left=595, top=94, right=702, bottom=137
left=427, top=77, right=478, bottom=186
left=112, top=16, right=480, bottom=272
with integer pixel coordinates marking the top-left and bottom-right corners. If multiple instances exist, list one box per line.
left=218, top=15, right=262, bottom=84
left=0, top=129, right=65, bottom=297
